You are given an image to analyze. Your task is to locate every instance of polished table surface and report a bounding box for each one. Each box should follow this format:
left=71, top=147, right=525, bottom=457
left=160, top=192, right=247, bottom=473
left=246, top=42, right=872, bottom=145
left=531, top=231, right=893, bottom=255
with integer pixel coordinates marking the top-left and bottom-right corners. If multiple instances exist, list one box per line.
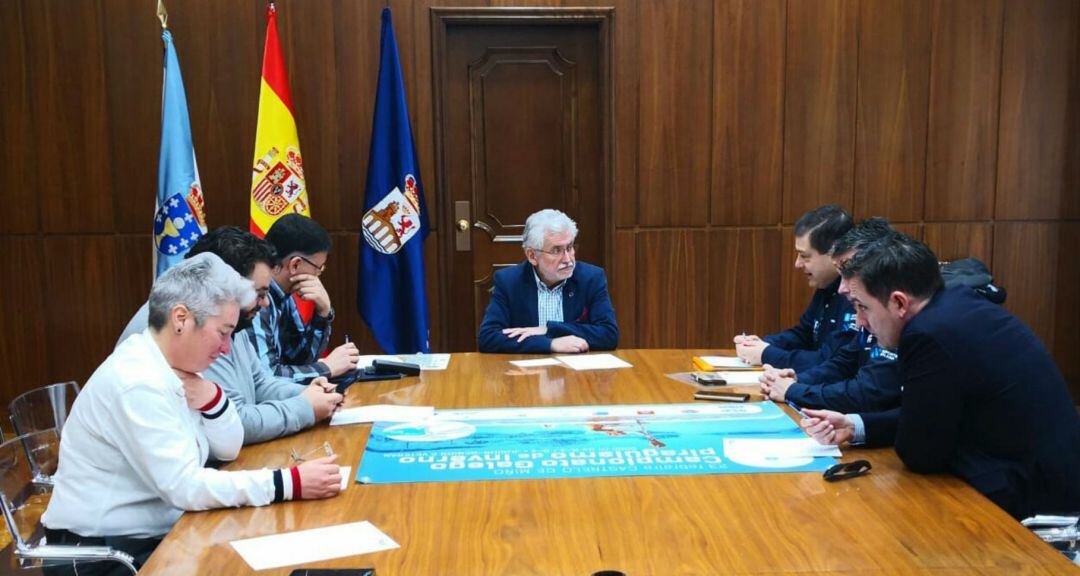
left=140, top=350, right=1074, bottom=575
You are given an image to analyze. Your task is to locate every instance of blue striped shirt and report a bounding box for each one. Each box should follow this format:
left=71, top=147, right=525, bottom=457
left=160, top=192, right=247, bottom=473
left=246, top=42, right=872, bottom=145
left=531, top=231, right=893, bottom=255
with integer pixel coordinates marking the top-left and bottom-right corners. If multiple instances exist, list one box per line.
left=533, top=269, right=565, bottom=326
left=246, top=279, right=332, bottom=383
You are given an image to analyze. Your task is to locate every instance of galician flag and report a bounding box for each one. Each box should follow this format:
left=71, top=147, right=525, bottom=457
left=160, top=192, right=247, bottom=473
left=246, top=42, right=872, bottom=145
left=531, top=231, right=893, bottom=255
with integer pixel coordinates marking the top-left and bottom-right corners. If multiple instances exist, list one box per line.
left=155, top=19, right=207, bottom=277
left=250, top=0, right=309, bottom=237
left=358, top=8, right=430, bottom=354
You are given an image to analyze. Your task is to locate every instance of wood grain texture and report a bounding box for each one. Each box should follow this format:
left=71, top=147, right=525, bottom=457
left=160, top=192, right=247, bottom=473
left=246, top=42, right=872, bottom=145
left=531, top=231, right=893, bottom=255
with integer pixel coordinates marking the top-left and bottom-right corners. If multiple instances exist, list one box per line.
left=26, top=0, right=114, bottom=234
left=712, top=0, right=785, bottom=226
left=923, top=222, right=993, bottom=266
left=138, top=351, right=1077, bottom=575
left=1053, top=223, right=1079, bottom=399
left=995, top=0, right=1080, bottom=220
left=783, top=0, right=858, bottom=223
left=993, top=222, right=1059, bottom=348
left=636, top=231, right=707, bottom=347
left=638, top=0, right=712, bottom=226
left=0, top=0, right=37, bottom=234
left=0, top=237, right=47, bottom=412
left=925, top=0, right=1003, bottom=221
left=101, top=0, right=161, bottom=234
left=854, top=0, right=931, bottom=222
left=611, top=230, right=637, bottom=348
left=708, top=228, right=782, bottom=346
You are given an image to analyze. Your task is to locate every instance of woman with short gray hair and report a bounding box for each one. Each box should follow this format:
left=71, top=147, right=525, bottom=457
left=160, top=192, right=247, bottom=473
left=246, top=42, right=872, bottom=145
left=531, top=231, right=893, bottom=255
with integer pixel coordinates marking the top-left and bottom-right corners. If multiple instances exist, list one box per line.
left=42, top=253, right=341, bottom=574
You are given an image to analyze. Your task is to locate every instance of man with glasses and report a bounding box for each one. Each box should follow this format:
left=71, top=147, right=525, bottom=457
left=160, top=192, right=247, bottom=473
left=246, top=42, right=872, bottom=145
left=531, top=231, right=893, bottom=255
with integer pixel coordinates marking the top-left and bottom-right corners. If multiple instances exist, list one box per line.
left=478, top=208, right=618, bottom=354
left=252, top=214, right=359, bottom=383
left=117, top=227, right=344, bottom=444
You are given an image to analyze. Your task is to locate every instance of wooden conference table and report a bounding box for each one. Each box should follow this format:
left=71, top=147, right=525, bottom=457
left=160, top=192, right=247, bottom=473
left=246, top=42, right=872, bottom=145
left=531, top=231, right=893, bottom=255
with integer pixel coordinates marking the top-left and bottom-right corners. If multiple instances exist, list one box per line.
left=141, top=350, right=1074, bottom=575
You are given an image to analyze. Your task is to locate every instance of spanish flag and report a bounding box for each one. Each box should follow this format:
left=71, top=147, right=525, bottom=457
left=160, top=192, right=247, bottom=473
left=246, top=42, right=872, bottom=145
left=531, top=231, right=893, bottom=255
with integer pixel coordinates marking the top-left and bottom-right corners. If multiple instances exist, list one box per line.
left=250, top=1, right=309, bottom=238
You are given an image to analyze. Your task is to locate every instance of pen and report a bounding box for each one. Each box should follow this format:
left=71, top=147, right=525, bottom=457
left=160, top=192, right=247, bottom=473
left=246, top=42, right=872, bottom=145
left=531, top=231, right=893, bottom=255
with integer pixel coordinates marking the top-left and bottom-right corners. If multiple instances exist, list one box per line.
left=786, top=400, right=809, bottom=419
left=345, top=335, right=350, bottom=344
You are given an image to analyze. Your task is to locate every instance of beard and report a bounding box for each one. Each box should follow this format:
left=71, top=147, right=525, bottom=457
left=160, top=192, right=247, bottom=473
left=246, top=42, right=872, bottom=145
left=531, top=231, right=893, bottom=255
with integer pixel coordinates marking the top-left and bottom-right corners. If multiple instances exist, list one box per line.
left=234, top=309, right=257, bottom=334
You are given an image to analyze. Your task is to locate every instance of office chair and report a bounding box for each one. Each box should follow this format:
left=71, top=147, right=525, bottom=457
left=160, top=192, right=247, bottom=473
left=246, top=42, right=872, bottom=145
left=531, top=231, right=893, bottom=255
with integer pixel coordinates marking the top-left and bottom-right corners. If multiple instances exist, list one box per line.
left=0, top=429, right=136, bottom=574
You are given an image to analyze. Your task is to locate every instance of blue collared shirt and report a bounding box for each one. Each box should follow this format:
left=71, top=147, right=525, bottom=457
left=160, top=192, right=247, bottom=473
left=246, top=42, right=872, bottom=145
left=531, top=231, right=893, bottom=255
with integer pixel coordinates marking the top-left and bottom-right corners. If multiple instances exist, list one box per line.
left=245, top=279, right=332, bottom=383
left=533, top=269, right=566, bottom=326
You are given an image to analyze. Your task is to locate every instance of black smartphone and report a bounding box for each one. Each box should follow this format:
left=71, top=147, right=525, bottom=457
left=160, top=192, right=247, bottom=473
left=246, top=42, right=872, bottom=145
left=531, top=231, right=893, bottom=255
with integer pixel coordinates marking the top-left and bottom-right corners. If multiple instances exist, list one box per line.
left=287, top=566, right=375, bottom=570
left=693, top=391, right=749, bottom=402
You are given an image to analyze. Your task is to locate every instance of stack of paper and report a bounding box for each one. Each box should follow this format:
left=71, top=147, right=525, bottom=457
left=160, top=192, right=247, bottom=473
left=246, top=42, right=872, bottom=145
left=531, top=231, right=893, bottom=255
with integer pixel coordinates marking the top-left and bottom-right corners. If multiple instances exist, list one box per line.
left=692, top=355, right=758, bottom=371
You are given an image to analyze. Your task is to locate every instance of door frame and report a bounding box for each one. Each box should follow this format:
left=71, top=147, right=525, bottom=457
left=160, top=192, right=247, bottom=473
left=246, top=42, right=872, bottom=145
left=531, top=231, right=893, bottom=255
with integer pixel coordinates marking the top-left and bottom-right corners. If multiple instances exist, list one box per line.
left=430, top=7, right=615, bottom=350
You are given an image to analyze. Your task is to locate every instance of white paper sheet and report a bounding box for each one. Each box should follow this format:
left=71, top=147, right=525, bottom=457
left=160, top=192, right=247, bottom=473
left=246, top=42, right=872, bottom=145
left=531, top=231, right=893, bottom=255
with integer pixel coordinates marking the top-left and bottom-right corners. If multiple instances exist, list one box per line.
left=230, top=521, right=398, bottom=570
left=724, top=437, right=842, bottom=459
left=355, top=355, right=402, bottom=370
left=555, top=353, right=633, bottom=371
left=698, top=355, right=755, bottom=369
left=714, top=371, right=763, bottom=385
left=398, top=353, right=451, bottom=371
left=330, top=404, right=435, bottom=426
left=339, top=466, right=351, bottom=491
left=509, top=358, right=564, bottom=368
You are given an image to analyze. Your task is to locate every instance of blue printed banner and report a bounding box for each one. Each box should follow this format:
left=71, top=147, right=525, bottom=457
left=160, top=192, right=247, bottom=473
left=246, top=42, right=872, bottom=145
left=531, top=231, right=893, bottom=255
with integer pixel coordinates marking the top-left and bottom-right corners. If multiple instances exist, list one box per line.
left=356, top=402, right=835, bottom=484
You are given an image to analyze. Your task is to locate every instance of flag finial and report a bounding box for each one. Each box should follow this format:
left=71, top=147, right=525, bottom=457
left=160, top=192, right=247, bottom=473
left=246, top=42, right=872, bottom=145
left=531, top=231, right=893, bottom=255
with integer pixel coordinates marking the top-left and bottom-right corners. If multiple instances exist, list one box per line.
left=157, top=0, right=168, bottom=29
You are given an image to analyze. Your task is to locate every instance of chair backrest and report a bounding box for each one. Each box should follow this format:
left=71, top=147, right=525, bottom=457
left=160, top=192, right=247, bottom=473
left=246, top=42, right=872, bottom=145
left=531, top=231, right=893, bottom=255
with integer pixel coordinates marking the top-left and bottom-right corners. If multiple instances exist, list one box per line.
left=9, top=381, right=80, bottom=438
left=0, top=429, right=60, bottom=549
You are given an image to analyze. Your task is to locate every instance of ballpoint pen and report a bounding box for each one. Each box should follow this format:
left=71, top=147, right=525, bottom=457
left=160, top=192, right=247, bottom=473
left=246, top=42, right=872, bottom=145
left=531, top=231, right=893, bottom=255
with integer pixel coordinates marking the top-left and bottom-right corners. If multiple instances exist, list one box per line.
left=786, top=400, right=809, bottom=419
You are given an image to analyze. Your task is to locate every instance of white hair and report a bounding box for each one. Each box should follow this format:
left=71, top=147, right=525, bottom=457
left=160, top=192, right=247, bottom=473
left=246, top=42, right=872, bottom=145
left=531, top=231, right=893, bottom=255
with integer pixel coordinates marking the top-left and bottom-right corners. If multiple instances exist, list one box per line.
left=522, top=209, right=578, bottom=251
left=147, top=252, right=256, bottom=330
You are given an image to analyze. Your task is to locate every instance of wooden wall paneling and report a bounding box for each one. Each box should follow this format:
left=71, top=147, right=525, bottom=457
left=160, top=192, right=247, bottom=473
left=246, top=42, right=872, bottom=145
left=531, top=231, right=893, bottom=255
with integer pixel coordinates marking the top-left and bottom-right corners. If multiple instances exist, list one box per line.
left=101, top=0, right=162, bottom=234
left=0, top=237, right=48, bottom=412
left=333, top=1, right=385, bottom=230
left=707, top=228, right=782, bottom=346
left=782, top=0, right=858, bottom=223
left=712, top=0, right=785, bottom=226
left=890, top=222, right=923, bottom=241
left=922, top=222, right=993, bottom=266
left=636, top=231, right=707, bottom=347
left=278, top=0, right=341, bottom=230
left=25, top=0, right=114, bottom=234
left=0, top=0, right=38, bottom=234
left=189, top=0, right=259, bottom=228
left=1053, top=223, right=1080, bottom=399
left=992, top=222, right=1059, bottom=348
left=924, top=0, right=1003, bottom=221
left=112, top=235, right=155, bottom=331
left=611, top=230, right=637, bottom=348
left=854, top=0, right=931, bottom=222
left=637, top=0, right=712, bottom=227
left=568, top=0, right=640, bottom=228
left=995, top=0, right=1079, bottom=220
left=778, top=226, right=814, bottom=328
left=42, top=237, right=126, bottom=384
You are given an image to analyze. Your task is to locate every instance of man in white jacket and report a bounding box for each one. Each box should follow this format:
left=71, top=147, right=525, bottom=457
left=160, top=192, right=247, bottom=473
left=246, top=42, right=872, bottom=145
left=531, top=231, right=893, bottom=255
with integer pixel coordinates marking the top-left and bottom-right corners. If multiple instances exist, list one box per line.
left=42, top=253, right=341, bottom=574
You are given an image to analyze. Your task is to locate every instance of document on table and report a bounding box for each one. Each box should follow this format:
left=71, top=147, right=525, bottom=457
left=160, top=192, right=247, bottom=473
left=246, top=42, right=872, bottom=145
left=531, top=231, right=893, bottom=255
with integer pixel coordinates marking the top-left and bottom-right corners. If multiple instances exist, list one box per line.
left=339, top=466, right=351, bottom=490
left=724, top=437, right=842, bottom=459
left=698, top=355, right=756, bottom=369
left=509, top=358, right=563, bottom=368
left=230, top=521, right=398, bottom=570
left=715, top=371, right=763, bottom=385
left=330, top=404, right=435, bottom=426
left=555, top=353, right=633, bottom=371
left=356, top=353, right=452, bottom=371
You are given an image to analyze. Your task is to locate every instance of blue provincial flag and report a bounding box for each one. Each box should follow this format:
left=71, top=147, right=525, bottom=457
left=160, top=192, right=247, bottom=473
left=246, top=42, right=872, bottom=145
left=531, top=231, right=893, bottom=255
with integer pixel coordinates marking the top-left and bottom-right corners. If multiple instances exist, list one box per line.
left=155, top=30, right=207, bottom=277
left=357, top=8, right=430, bottom=354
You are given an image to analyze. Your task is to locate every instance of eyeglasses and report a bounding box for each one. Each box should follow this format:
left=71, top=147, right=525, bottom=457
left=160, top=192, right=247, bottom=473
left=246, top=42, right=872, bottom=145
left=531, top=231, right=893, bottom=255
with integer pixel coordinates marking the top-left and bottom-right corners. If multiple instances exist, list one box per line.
left=534, top=243, right=578, bottom=258
left=289, top=441, right=335, bottom=464
left=823, top=459, right=872, bottom=482
left=296, top=255, right=327, bottom=275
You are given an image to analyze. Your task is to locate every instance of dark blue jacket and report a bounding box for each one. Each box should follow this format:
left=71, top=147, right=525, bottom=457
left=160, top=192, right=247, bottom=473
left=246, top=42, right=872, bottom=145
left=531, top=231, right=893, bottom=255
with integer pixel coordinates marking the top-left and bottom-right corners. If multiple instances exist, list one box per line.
left=761, top=277, right=857, bottom=371
left=477, top=261, right=619, bottom=354
left=861, top=286, right=1080, bottom=519
left=785, top=329, right=901, bottom=413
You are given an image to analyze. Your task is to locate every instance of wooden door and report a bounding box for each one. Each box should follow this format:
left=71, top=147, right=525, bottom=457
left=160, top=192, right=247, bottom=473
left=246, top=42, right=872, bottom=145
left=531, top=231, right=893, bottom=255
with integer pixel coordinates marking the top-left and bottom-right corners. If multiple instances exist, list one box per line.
left=432, top=9, right=613, bottom=352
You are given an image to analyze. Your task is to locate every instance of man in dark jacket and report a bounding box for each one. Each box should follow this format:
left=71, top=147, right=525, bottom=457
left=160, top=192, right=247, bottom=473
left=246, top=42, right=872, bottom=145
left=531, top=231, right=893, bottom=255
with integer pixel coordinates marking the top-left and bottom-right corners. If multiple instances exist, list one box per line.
left=478, top=209, right=618, bottom=354
left=801, top=233, right=1080, bottom=519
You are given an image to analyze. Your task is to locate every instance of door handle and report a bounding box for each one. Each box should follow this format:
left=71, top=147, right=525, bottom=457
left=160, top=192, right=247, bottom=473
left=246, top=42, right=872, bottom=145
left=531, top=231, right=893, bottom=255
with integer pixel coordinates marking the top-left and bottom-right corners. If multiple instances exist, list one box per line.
left=457, top=219, right=470, bottom=232
left=454, top=201, right=471, bottom=252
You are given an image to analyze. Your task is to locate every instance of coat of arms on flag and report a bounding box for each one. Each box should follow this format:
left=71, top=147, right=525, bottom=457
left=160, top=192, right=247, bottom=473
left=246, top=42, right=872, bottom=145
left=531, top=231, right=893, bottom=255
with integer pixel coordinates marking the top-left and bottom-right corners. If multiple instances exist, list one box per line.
left=252, top=146, right=306, bottom=217
left=361, top=174, right=421, bottom=255
left=154, top=183, right=207, bottom=257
